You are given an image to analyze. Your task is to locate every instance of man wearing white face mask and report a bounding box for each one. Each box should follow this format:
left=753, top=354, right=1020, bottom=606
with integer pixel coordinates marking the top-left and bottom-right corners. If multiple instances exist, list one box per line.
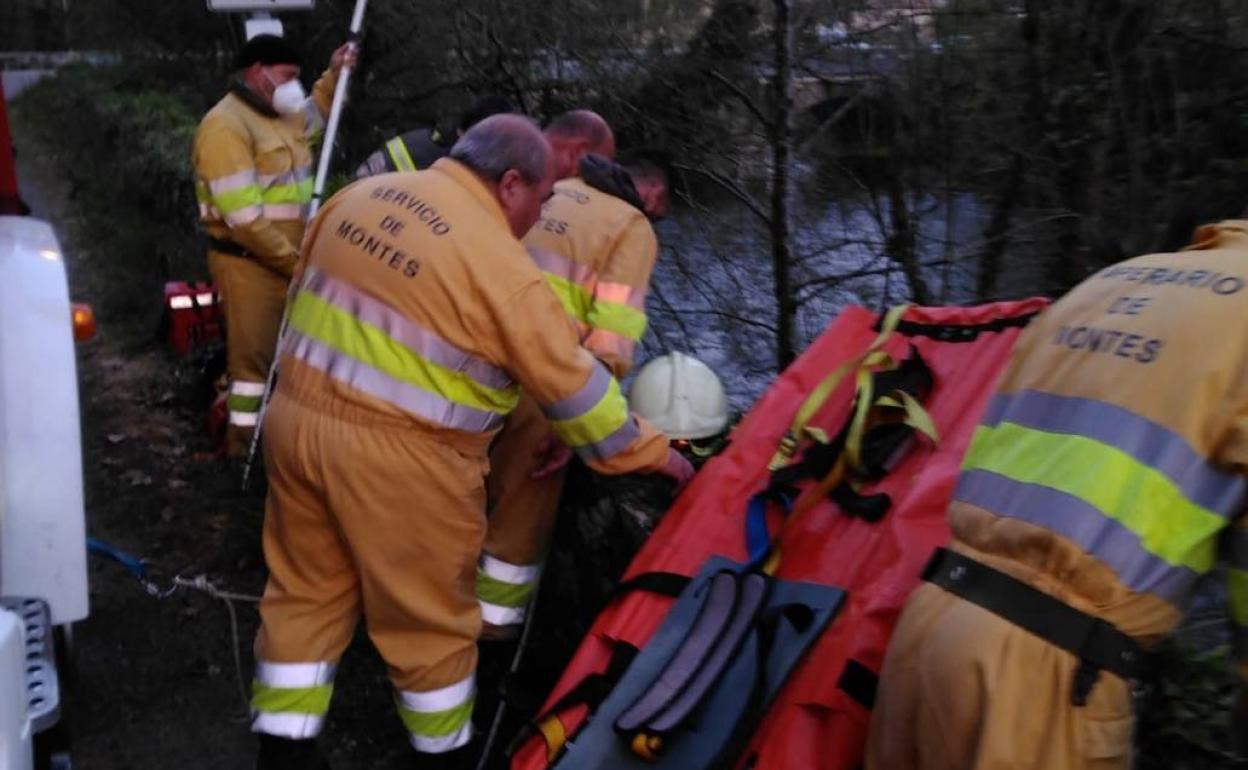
left=192, top=34, right=356, bottom=458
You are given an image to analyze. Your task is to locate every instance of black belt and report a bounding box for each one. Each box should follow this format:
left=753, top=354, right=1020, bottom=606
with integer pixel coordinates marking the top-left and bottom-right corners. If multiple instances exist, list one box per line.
left=923, top=547, right=1143, bottom=705
left=206, top=236, right=252, bottom=259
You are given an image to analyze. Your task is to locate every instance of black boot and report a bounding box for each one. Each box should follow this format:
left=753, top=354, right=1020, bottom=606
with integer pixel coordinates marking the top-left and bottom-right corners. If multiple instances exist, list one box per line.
left=256, top=734, right=331, bottom=770
left=410, top=744, right=478, bottom=770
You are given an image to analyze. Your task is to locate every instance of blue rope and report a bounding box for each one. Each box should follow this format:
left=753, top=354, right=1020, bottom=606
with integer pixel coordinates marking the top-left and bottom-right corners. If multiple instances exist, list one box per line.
left=744, top=492, right=793, bottom=570
left=86, top=536, right=148, bottom=581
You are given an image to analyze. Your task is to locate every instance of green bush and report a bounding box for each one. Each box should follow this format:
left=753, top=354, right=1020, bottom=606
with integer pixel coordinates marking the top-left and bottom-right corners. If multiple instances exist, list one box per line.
left=15, top=63, right=204, bottom=338
left=1137, top=639, right=1247, bottom=769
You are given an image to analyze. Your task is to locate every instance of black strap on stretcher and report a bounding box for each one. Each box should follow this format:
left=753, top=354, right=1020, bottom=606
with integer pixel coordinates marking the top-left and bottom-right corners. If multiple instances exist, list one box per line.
left=923, top=547, right=1144, bottom=705
left=767, top=350, right=934, bottom=522
left=874, top=313, right=1040, bottom=342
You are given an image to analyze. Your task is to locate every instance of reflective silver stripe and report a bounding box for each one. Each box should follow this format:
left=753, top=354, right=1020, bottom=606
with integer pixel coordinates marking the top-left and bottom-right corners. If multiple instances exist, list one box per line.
left=231, top=381, right=267, bottom=397
left=397, top=676, right=475, bottom=753
left=252, top=711, right=325, bottom=739
left=302, top=268, right=514, bottom=392
left=477, top=554, right=538, bottom=625
left=285, top=329, right=505, bottom=432
left=258, top=167, right=312, bottom=188
left=397, top=676, right=474, bottom=713
left=542, top=363, right=611, bottom=422
left=479, top=601, right=525, bottom=626
left=210, top=201, right=302, bottom=222
left=386, top=136, right=418, bottom=172
left=230, top=411, right=259, bottom=427
left=956, top=469, right=1201, bottom=605
left=478, top=554, right=540, bottom=585
left=262, top=203, right=306, bottom=221
left=528, top=246, right=596, bottom=287
left=251, top=660, right=335, bottom=739
left=208, top=169, right=259, bottom=195
left=576, top=417, right=642, bottom=463
left=225, top=204, right=263, bottom=227
left=254, top=661, right=336, bottom=688
left=980, top=390, right=1247, bottom=515
left=410, top=724, right=473, bottom=754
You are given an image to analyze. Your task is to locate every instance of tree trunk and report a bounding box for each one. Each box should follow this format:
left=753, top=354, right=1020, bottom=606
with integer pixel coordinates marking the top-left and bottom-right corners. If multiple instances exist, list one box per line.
left=975, top=152, right=1024, bottom=300
left=771, top=0, right=796, bottom=369
left=884, top=174, right=929, bottom=305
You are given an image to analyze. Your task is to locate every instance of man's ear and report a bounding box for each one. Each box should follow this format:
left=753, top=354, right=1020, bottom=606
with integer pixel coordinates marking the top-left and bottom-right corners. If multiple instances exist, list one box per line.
left=497, top=168, right=524, bottom=203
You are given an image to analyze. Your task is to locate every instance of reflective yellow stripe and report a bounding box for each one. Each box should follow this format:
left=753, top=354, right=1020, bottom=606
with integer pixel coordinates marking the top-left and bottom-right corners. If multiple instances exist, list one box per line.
left=397, top=698, right=474, bottom=738
left=261, top=177, right=315, bottom=205
left=288, top=291, right=518, bottom=414
left=542, top=272, right=590, bottom=322
left=386, top=136, right=418, bottom=172
left=587, top=300, right=647, bottom=341
left=251, top=682, right=333, bottom=715
left=550, top=376, right=629, bottom=447
left=211, top=184, right=264, bottom=215
left=475, top=571, right=537, bottom=608
left=964, top=422, right=1222, bottom=573
left=227, top=393, right=263, bottom=413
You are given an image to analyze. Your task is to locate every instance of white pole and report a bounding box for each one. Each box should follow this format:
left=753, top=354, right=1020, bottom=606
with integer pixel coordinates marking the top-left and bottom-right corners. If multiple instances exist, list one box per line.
left=309, top=0, right=368, bottom=218
left=241, top=0, right=368, bottom=489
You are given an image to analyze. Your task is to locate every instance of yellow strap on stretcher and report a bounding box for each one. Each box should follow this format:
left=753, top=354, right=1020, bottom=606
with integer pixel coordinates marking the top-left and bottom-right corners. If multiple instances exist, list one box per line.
left=537, top=715, right=568, bottom=763
left=768, top=303, right=911, bottom=472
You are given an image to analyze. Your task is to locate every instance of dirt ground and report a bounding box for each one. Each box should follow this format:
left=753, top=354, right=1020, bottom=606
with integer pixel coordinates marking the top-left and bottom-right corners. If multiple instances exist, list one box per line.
left=12, top=109, right=466, bottom=770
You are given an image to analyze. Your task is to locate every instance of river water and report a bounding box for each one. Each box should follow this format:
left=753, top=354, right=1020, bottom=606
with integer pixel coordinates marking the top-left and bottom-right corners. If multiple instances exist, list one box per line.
left=637, top=188, right=987, bottom=409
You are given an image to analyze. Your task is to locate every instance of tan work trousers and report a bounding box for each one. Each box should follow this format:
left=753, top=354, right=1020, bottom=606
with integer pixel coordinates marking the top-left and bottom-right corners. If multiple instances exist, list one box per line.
left=866, top=582, right=1134, bottom=770
left=208, top=250, right=288, bottom=457
left=251, top=374, right=490, bottom=752
left=480, top=393, right=566, bottom=626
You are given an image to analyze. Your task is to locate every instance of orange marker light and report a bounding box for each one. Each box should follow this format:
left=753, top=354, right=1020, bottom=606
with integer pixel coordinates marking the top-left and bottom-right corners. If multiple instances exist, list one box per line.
left=71, top=302, right=96, bottom=342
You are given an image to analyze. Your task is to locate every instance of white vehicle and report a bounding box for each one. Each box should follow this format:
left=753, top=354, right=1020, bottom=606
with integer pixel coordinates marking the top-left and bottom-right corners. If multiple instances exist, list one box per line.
left=0, top=215, right=94, bottom=770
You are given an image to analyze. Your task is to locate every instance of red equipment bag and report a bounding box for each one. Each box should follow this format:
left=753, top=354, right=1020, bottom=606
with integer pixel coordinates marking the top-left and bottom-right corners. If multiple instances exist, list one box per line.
left=162, top=281, right=222, bottom=356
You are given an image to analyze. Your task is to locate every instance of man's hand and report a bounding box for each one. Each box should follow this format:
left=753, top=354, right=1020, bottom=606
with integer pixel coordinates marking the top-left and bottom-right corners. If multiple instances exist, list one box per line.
left=330, top=42, right=359, bottom=75
left=531, top=432, right=573, bottom=479
left=661, top=447, right=696, bottom=494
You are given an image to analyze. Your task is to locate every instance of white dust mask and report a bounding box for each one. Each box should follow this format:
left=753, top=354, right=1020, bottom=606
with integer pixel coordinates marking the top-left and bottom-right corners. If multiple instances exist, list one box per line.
left=266, top=70, right=306, bottom=116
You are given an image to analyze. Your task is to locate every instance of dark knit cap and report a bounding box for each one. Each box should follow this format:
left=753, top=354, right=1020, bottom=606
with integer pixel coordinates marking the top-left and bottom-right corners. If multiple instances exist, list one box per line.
left=235, top=34, right=301, bottom=69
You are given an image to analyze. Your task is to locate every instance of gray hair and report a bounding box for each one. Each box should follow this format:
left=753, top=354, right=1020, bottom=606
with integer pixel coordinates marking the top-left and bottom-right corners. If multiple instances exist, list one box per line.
left=545, top=110, right=611, bottom=149
left=450, top=115, right=549, bottom=184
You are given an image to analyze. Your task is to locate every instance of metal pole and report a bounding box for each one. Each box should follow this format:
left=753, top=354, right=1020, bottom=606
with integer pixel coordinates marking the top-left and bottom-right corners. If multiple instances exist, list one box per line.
left=241, top=0, right=368, bottom=489
left=309, top=0, right=368, bottom=218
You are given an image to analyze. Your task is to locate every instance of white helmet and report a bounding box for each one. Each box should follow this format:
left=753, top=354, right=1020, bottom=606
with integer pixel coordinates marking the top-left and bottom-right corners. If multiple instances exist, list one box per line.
left=629, top=352, right=729, bottom=440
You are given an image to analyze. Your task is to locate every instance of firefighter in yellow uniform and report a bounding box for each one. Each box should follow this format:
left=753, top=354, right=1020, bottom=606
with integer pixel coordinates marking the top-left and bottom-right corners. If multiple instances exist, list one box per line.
left=249, top=115, right=694, bottom=770
left=191, top=35, right=354, bottom=456
left=352, top=95, right=517, bottom=178
left=478, top=113, right=672, bottom=633
left=866, top=221, right=1248, bottom=769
